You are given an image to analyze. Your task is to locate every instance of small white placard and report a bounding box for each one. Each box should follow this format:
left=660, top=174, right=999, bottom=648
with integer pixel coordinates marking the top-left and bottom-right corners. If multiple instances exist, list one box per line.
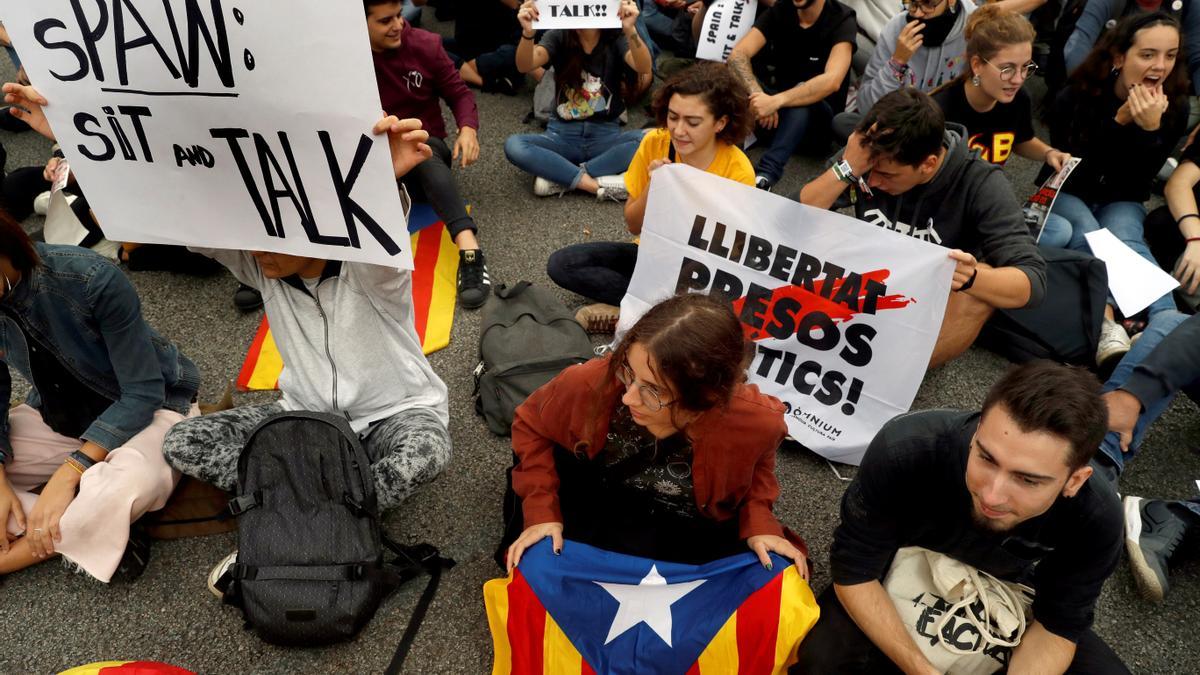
left=1084, top=229, right=1179, bottom=316
left=533, top=0, right=622, bottom=29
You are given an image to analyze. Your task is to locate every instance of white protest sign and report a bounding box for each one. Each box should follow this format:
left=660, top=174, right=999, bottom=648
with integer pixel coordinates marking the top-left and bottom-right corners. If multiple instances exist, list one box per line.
left=4, top=2, right=412, bottom=268
left=1084, top=229, right=1179, bottom=316
left=696, top=0, right=758, bottom=62
left=534, top=0, right=622, bottom=29
left=618, top=165, right=954, bottom=465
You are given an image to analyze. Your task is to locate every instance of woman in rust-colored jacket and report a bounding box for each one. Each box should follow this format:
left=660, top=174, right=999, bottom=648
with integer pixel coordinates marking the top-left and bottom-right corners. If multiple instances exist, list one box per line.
left=503, top=294, right=809, bottom=577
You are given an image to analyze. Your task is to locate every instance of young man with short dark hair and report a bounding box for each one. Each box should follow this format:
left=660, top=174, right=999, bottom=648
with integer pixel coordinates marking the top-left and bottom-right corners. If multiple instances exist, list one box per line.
left=727, top=0, right=858, bottom=191
left=793, top=361, right=1130, bottom=674
left=799, top=88, right=1045, bottom=367
left=366, top=0, right=492, bottom=308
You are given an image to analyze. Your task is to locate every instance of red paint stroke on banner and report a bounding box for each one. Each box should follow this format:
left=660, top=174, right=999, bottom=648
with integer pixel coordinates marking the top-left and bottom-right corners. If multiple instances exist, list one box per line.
left=731, top=268, right=915, bottom=342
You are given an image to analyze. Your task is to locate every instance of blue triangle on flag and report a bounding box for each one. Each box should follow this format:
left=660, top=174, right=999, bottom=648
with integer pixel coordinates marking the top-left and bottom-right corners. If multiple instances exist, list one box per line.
left=516, top=539, right=788, bottom=673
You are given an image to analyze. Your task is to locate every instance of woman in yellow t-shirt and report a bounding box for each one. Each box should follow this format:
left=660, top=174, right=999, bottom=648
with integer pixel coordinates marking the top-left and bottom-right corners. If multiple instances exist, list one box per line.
left=547, top=62, right=754, bottom=333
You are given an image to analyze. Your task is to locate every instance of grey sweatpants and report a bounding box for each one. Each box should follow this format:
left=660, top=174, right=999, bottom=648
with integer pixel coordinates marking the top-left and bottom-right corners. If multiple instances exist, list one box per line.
left=161, top=403, right=451, bottom=512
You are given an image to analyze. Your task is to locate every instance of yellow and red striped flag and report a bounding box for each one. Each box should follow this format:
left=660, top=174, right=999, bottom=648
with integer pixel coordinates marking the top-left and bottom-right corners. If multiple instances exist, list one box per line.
left=484, top=540, right=820, bottom=674
left=237, top=204, right=460, bottom=391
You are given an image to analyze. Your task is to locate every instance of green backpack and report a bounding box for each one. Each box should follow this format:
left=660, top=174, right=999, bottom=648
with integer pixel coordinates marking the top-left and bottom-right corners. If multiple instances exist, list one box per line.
left=474, top=282, right=595, bottom=435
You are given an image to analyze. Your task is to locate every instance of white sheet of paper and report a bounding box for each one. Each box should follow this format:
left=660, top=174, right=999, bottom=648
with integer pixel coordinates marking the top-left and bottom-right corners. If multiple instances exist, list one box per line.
left=4, top=2, right=412, bottom=268
left=533, top=0, right=622, bottom=29
left=1084, top=229, right=1179, bottom=316
left=696, top=0, right=758, bottom=62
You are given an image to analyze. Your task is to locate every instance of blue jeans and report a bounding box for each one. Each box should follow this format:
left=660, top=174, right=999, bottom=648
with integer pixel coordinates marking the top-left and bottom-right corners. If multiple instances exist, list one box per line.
left=1098, top=309, right=1200, bottom=519
left=756, top=101, right=834, bottom=184
left=504, top=120, right=646, bottom=188
left=640, top=0, right=681, bottom=54
left=1041, top=192, right=1176, bottom=318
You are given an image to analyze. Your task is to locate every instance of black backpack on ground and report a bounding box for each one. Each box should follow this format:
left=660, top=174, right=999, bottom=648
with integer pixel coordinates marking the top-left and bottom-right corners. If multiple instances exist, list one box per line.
left=977, top=246, right=1108, bottom=368
left=475, top=282, right=595, bottom=436
left=221, top=411, right=453, bottom=668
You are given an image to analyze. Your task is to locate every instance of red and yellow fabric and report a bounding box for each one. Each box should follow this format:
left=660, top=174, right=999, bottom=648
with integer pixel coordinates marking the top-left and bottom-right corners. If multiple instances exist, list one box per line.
left=237, top=206, right=459, bottom=391
left=484, top=540, right=819, bottom=674
left=59, top=663, right=194, bottom=675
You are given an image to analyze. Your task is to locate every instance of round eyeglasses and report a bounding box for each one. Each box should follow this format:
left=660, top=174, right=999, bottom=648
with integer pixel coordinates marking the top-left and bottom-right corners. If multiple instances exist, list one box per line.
left=983, top=58, right=1038, bottom=82
left=616, top=362, right=674, bottom=413
left=901, top=0, right=945, bottom=13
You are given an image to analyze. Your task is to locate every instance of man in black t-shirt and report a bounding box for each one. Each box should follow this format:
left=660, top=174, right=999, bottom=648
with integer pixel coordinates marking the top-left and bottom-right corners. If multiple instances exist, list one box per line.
left=793, top=361, right=1129, bottom=674
left=728, top=0, right=858, bottom=190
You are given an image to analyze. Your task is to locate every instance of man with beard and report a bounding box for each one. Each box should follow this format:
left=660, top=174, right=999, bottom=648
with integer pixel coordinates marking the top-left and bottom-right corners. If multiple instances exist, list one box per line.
left=792, top=361, right=1130, bottom=674
left=727, top=0, right=858, bottom=191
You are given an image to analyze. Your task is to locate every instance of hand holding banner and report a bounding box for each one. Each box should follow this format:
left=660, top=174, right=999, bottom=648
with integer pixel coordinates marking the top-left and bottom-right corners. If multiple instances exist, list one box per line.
left=618, top=165, right=955, bottom=465
left=3, top=1, right=412, bottom=268
left=533, top=0, right=623, bottom=29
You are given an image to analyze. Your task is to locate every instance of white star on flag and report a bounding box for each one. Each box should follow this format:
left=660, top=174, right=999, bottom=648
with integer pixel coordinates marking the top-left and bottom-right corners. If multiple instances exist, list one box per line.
left=595, top=565, right=706, bottom=647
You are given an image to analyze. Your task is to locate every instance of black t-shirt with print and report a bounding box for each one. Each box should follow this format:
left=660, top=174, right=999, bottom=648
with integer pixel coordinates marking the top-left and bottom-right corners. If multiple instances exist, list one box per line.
left=933, top=84, right=1035, bottom=167
left=540, top=29, right=630, bottom=122
left=830, top=410, right=1122, bottom=642
left=753, top=0, right=858, bottom=111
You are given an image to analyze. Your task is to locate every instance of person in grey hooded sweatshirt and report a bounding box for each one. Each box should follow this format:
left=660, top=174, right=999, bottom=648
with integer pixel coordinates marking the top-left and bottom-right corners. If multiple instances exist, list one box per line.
left=800, top=88, right=1046, bottom=368
left=832, top=0, right=975, bottom=140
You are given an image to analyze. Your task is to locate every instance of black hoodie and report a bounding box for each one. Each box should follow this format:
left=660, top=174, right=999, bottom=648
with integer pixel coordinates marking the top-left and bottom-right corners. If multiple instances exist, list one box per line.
left=848, top=124, right=1046, bottom=308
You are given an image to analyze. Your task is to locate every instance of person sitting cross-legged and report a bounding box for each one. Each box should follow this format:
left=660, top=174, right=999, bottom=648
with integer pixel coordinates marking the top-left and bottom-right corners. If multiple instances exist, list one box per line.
left=799, top=88, right=1046, bottom=368
left=793, top=361, right=1131, bottom=674
left=547, top=62, right=756, bottom=333
left=159, top=116, right=453, bottom=593
left=366, top=0, right=492, bottom=308
left=727, top=0, right=858, bottom=191
left=503, top=0, right=652, bottom=200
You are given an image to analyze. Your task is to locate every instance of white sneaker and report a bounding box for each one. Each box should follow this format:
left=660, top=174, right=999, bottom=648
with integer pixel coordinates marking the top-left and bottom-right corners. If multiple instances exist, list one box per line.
left=595, top=174, right=628, bottom=202
left=1096, top=318, right=1132, bottom=366
left=533, top=176, right=567, bottom=197
left=207, top=550, right=237, bottom=599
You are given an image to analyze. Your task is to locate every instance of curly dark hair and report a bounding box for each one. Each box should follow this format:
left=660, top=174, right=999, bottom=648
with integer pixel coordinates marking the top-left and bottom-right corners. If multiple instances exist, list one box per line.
left=608, top=294, right=752, bottom=425
left=1070, top=12, right=1190, bottom=106
left=651, top=62, right=752, bottom=146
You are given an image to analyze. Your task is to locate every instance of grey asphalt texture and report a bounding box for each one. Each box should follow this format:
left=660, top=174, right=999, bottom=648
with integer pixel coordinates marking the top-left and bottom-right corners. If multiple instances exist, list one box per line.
left=0, top=12, right=1198, bottom=675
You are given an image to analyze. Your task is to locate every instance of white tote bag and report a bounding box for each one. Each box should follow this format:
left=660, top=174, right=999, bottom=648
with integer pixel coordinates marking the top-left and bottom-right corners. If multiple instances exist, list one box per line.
left=883, top=546, right=1034, bottom=675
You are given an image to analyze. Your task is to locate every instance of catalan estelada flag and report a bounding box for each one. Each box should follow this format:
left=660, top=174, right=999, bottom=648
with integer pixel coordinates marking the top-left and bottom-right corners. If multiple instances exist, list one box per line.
left=237, top=203, right=460, bottom=391
left=484, top=540, right=820, bottom=674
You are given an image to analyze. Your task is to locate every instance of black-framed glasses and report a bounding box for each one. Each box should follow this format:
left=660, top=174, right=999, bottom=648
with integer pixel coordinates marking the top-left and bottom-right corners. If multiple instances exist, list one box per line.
left=984, top=58, right=1038, bottom=82
left=616, top=362, right=673, bottom=412
left=901, top=0, right=945, bottom=13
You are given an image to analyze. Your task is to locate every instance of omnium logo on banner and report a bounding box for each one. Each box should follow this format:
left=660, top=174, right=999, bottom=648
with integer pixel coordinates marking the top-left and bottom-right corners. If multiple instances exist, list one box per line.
left=618, top=165, right=954, bottom=465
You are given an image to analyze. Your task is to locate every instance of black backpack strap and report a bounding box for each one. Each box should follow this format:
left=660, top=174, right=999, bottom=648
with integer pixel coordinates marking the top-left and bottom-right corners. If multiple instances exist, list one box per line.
left=231, top=563, right=367, bottom=582
left=226, top=491, right=262, bottom=517
left=381, top=538, right=456, bottom=675
left=494, top=281, right=532, bottom=300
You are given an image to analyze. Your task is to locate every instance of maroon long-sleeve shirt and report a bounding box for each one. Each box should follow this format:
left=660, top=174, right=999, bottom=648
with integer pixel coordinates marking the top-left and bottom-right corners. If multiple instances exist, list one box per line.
left=373, top=22, right=479, bottom=141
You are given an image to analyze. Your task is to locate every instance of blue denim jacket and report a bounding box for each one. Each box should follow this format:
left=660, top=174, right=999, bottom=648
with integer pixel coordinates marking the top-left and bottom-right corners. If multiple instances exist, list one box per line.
left=0, top=244, right=200, bottom=462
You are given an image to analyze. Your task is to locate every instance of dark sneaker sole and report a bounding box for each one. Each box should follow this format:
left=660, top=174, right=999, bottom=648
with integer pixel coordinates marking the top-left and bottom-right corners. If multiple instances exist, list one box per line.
left=1124, top=496, right=1167, bottom=602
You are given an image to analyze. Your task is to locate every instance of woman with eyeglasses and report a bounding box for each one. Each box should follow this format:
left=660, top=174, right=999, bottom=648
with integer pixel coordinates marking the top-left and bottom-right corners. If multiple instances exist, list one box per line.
left=502, top=293, right=809, bottom=577
left=1040, top=12, right=1189, bottom=366
left=931, top=5, right=1070, bottom=170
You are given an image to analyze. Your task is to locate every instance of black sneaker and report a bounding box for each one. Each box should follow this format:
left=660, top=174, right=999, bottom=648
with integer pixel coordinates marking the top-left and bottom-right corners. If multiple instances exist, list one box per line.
left=1124, top=495, right=1190, bottom=602
left=457, top=249, right=491, bottom=309
left=112, top=527, right=152, bottom=583
left=755, top=175, right=773, bottom=192
left=233, top=283, right=263, bottom=312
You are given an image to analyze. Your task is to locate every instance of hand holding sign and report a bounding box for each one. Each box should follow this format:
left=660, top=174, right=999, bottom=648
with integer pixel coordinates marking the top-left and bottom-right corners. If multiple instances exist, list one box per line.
left=374, top=116, right=432, bottom=180
left=532, top=0, right=622, bottom=29
left=2, top=83, right=51, bottom=139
